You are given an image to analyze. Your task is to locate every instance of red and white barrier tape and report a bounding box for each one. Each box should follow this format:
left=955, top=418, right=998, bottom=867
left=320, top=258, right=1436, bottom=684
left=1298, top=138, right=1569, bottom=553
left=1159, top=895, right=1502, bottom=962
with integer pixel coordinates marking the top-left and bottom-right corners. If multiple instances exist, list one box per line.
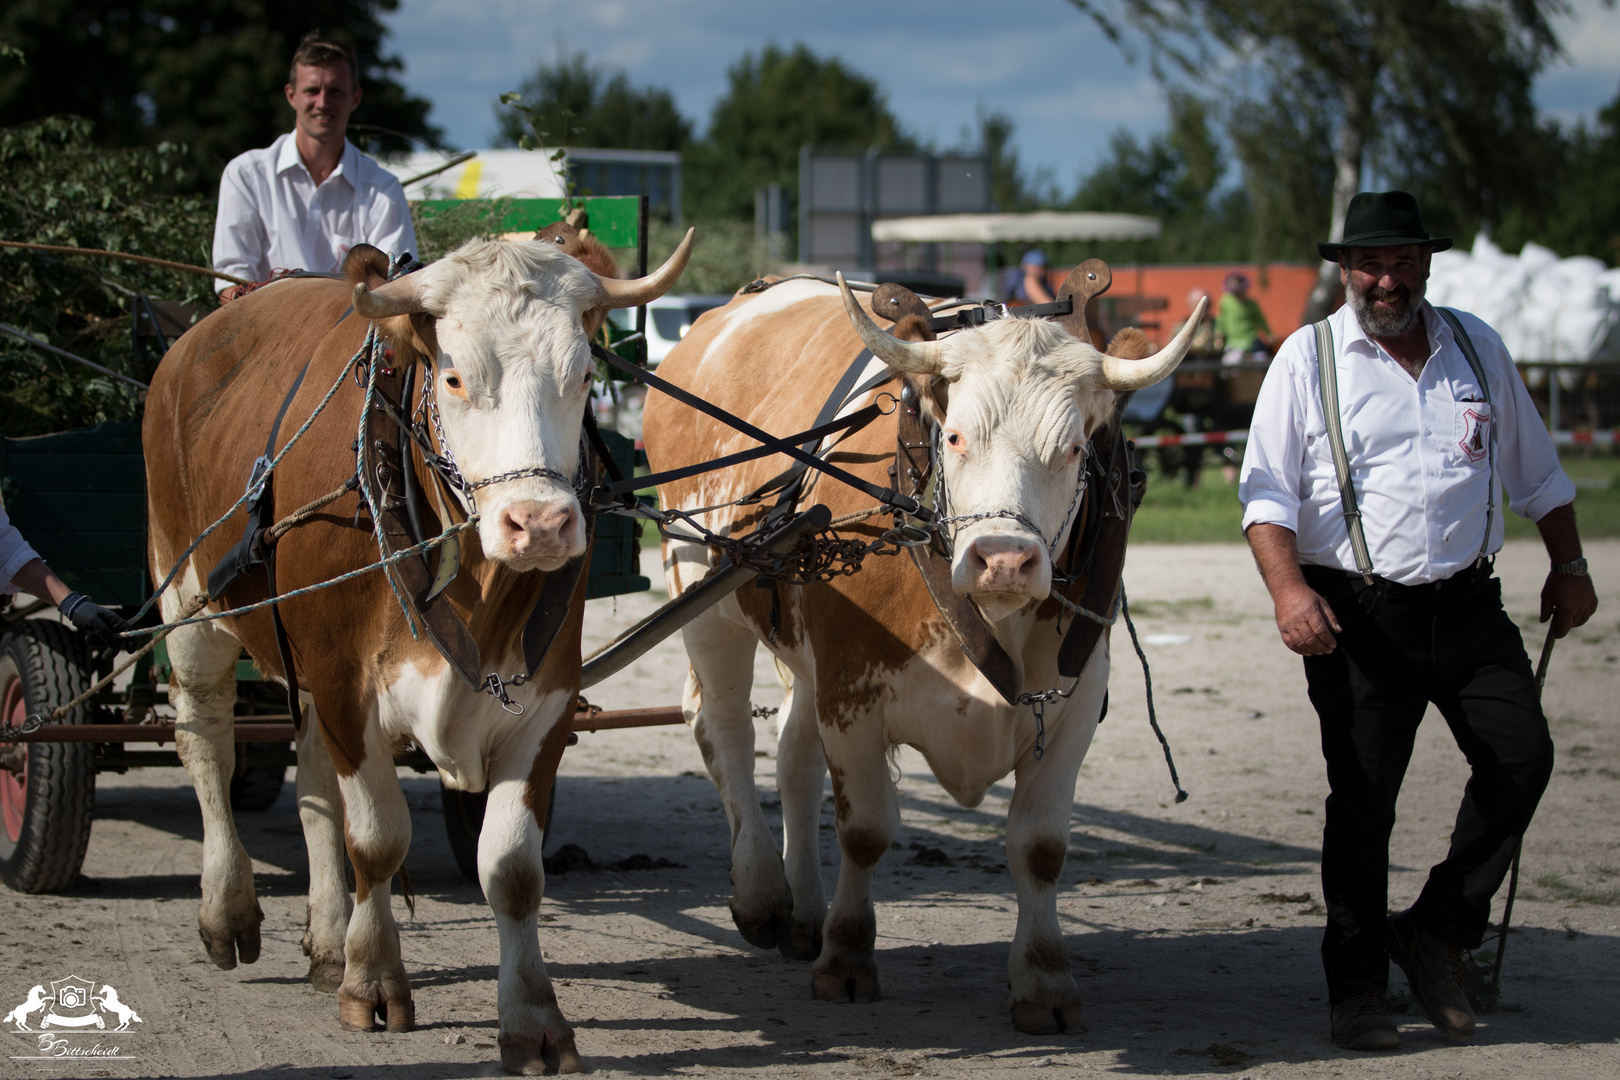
left=1132, top=429, right=1249, bottom=448
left=1553, top=430, right=1619, bottom=446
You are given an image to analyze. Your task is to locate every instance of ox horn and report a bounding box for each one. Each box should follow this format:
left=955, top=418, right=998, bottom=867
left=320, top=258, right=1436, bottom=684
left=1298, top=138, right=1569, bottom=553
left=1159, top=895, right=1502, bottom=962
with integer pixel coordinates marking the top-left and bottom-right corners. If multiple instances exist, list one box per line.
left=353, top=275, right=432, bottom=319
left=596, top=227, right=696, bottom=309
left=1099, top=295, right=1209, bottom=391
left=836, top=273, right=945, bottom=375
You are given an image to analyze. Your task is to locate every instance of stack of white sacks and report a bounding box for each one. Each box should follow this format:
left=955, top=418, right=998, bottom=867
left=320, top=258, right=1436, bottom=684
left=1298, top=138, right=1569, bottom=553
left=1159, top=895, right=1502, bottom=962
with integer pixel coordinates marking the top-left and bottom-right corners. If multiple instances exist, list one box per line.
left=1426, top=235, right=1620, bottom=368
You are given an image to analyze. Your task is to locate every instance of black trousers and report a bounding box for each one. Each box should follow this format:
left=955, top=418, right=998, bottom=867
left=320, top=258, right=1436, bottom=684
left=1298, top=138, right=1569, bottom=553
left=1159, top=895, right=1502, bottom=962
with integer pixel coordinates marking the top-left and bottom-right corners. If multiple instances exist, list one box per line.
left=1301, top=562, right=1554, bottom=1004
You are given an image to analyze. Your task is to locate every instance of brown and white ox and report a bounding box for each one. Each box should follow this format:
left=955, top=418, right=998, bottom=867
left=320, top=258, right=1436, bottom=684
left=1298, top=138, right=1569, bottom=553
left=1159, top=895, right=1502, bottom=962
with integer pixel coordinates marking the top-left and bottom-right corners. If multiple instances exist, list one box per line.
left=642, top=274, right=1200, bottom=1033
left=144, top=230, right=691, bottom=1074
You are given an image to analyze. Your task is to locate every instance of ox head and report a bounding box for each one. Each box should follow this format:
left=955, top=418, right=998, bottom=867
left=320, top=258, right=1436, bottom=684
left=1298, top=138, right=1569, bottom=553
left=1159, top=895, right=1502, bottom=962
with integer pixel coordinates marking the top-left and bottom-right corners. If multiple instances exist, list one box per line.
left=839, top=269, right=1205, bottom=621
left=349, top=229, right=693, bottom=571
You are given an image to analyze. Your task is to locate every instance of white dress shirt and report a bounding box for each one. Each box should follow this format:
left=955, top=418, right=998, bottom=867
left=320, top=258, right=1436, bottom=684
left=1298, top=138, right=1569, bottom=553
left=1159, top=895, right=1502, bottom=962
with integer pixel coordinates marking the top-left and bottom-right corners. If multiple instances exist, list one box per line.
left=1239, top=301, right=1575, bottom=586
left=0, top=505, right=42, bottom=596
left=212, top=133, right=417, bottom=286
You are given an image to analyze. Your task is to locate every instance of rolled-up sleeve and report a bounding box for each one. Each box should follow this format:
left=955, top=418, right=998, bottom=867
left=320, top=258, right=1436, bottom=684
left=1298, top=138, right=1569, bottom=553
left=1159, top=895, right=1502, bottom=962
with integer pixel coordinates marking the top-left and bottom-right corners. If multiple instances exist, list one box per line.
left=1467, top=314, right=1577, bottom=521
left=1239, top=332, right=1310, bottom=536
left=213, top=158, right=268, bottom=287
left=0, top=506, right=41, bottom=595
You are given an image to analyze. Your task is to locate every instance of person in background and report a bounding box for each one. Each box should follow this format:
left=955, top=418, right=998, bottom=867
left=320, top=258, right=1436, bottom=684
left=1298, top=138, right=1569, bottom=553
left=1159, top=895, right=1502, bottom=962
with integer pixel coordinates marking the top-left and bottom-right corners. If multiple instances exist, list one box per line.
left=1215, top=271, right=1272, bottom=364
left=0, top=509, right=129, bottom=647
left=212, top=33, right=416, bottom=298
left=1001, top=249, right=1055, bottom=306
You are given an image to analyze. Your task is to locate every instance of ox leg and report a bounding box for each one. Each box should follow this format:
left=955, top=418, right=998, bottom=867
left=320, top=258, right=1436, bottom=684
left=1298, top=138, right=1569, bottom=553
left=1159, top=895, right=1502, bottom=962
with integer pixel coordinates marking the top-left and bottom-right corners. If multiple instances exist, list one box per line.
left=775, top=665, right=827, bottom=960
left=295, top=706, right=351, bottom=993
left=331, top=710, right=414, bottom=1033
left=682, top=607, right=795, bottom=952
left=1004, top=658, right=1106, bottom=1035
left=811, top=722, right=896, bottom=1003
left=166, top=590, right=264, bottom=969
left=481, top=695, right=584, bottom=1076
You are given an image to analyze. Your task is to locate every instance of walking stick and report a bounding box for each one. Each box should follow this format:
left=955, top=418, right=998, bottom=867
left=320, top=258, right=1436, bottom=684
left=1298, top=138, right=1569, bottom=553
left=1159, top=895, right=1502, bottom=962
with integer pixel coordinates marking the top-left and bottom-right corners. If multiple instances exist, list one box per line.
left=1491, top=620, right=1559, bottom=993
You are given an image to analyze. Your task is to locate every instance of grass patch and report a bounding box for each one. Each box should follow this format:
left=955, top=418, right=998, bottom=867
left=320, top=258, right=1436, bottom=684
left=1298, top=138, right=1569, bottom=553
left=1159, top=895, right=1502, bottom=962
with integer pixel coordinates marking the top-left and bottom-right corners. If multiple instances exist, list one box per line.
left=1528, top=872, right=1620, bottom=906
left=1130, top=451, right=1620, bottom=543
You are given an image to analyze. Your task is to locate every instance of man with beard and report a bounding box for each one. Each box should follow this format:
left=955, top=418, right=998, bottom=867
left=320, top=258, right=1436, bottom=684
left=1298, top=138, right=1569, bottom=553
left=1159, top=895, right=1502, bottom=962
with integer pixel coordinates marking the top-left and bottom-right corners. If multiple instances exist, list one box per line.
left=1238, top=191, right=1597, bottom=1051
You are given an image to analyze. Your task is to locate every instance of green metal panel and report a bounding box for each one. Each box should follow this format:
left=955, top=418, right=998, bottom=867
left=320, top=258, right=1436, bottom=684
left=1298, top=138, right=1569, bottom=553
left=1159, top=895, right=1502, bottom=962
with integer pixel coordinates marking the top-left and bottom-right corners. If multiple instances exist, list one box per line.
left=0, top=420, right=148, bottom=608
left=586, top=427, right=650, bottom=599
left=413, top=196, right=642, bottom=249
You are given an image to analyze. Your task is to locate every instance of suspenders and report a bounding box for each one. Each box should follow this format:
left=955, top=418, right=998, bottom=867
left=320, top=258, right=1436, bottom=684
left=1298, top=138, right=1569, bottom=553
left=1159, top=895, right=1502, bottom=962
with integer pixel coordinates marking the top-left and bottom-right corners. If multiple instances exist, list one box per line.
left=1312, top=308, right=1496, bottom=585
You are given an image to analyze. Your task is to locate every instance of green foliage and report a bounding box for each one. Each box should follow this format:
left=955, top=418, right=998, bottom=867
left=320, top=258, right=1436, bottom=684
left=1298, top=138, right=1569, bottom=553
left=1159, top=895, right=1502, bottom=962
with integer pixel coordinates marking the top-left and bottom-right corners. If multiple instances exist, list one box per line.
left=1496, top=86, right=1620, bottom=267
left=408, top=196, right=514, bottom=264
left=493, top=52, right=691, bottom=153
left=0, top=0, right=439, bottom=188
left=630, top=219, right=761, bottom=297
left=0, top=117, right=218, bottom=435
left=684, top=44, right=911, bottom=223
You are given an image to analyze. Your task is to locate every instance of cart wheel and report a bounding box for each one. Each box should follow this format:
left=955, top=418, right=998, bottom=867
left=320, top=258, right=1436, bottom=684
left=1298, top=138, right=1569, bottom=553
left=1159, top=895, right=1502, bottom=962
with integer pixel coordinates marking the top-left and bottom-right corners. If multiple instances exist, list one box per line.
left=230, top=744, right=287, bottom=811
left=0, top=620, right=96, bottom=893
left=440, top=780, right=557, bottom=885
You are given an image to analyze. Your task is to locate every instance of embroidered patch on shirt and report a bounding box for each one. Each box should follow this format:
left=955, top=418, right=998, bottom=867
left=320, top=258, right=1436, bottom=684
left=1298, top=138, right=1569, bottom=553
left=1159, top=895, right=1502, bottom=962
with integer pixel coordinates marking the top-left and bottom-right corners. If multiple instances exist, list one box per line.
left=1457, top=405, right=1490, bottom=464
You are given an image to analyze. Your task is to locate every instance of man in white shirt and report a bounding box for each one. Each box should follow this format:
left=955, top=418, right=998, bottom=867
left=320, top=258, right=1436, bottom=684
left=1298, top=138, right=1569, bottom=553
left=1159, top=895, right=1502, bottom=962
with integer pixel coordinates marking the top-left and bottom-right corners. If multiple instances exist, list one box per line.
left=212, top=34, right=416, bottom=296
left=1239, top=191, right=1598, bottom=1051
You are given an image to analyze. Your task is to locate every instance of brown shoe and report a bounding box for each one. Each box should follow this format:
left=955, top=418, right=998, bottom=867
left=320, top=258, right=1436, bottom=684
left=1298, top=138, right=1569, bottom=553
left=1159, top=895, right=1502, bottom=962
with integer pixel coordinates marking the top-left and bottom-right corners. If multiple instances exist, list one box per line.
left=1387, top=908, right=1476, bottom=1042
left=1330, top=992, right=1400, bottom=1050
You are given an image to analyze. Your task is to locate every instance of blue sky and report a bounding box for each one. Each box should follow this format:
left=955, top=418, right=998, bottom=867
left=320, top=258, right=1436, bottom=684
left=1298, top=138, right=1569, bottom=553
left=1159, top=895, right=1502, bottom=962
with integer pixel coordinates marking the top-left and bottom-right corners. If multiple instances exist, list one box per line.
left=383, top=0, right=1620, bottom=192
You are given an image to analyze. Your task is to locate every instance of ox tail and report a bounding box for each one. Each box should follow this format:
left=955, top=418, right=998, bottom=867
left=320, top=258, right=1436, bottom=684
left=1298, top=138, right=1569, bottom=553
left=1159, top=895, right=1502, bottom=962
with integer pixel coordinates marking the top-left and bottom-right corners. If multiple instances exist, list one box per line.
left=394, top=866, right=416, bottom=919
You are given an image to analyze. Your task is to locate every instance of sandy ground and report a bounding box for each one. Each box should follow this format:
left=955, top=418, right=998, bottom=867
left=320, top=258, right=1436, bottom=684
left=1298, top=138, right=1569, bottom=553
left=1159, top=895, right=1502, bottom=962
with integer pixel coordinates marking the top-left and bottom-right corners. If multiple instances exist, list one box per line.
left=2, top=539, right=1616, bottom=1079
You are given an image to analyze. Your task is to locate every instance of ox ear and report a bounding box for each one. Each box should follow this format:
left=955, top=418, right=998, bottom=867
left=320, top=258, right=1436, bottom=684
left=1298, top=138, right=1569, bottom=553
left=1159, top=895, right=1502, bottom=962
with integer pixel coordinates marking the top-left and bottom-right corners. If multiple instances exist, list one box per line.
left=1098, top=295, right=1208, bottom=391
left=1055, top=258, right=1112, bottom=347
left=343, top=244, right=392, bottom=291
left=1104, top=326, right=1154, bottom=360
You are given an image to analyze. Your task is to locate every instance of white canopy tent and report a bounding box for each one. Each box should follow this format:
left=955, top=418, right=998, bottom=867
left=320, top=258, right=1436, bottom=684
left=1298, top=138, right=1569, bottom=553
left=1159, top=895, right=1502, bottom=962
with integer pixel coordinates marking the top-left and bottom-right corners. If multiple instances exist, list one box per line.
left=871, top=211, right=1161, bottom=245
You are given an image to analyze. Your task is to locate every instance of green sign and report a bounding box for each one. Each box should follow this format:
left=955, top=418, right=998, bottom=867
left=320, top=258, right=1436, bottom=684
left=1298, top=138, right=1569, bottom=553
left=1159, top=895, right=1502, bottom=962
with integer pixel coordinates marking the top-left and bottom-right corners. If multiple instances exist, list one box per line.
left=413, top=196, right=643, bottom=249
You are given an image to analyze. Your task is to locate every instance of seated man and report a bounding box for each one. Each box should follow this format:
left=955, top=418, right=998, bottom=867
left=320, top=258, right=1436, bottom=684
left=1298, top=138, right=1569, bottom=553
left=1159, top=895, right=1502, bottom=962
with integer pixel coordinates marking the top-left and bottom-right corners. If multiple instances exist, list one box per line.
left=212, top=33, right=417, bottom=296
left=1215, top=271, right=1272, bottom=364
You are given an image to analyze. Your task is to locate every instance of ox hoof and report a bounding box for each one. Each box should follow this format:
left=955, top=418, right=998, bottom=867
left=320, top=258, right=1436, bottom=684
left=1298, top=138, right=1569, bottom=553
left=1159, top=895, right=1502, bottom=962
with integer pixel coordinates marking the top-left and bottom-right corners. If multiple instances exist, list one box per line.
left=307, top=958, right=346, bottom=995
left=500, top=1031, right=587, bottom=1075
left=337, top=989, right=415, bottom=1032
left=780, top=918, right=822, bottom=962
left=729, top=900, right=792, bottom=953
left=1010, top=997, right=1085, bottom=1035
left=198, top=903, right=264, bottom=970
left=810, top=957, right=880, bottom=1003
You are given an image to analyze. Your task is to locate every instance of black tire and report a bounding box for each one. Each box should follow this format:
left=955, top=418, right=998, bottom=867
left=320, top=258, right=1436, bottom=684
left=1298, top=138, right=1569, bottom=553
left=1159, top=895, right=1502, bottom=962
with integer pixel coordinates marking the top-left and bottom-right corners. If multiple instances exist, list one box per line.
left=230, top=744, right=287, bottom=811
left=0, top=620, right=96, bottom=893
left=440, top=780, right=556, bottom=884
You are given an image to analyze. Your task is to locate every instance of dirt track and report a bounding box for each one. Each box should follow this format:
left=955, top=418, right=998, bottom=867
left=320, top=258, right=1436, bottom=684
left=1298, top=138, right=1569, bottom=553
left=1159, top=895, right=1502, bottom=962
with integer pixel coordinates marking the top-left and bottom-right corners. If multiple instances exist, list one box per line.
left=2, top=539, right=1616, bottom=1078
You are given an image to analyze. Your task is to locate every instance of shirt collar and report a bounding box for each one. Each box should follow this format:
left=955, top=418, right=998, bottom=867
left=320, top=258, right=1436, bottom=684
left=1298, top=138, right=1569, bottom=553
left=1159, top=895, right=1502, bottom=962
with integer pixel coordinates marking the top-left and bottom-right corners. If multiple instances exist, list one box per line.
left=1338, top=298, right=1443, bottom=358
left=274, top=132, right=359, bottom=188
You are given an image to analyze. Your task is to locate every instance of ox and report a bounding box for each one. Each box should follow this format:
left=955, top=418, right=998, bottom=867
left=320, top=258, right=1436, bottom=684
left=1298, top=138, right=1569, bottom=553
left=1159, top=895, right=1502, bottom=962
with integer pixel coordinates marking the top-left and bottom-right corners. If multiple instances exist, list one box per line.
left=144, top=229, right=691, bottom=1074
left=642, top=270, right=1201, bottom=1033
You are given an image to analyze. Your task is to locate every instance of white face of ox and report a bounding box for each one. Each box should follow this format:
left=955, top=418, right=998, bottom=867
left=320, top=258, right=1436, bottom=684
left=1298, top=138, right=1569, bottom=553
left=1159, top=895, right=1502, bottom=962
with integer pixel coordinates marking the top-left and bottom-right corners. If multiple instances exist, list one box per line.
left=928, top=319, right=1117, bottom=620
left=420, top=242, right=597, bottom=571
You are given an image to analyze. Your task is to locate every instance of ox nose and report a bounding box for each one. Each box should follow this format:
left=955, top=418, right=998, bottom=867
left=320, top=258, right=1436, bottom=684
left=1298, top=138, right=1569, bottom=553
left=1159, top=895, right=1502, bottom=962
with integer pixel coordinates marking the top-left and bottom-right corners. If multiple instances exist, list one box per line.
left=499, top=499, right=576, bottom=558
left=963, top=535, right=1042, bottom=594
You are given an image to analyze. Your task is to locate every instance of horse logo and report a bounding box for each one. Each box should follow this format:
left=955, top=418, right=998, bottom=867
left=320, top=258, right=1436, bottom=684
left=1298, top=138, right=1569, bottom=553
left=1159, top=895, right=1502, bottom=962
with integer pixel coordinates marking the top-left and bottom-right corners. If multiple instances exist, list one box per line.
left=2, top=986, right=51, bottom=1032
left=94, top=986, right=142, bottom=1032
left=1458, top=406, right=1489, bottom=464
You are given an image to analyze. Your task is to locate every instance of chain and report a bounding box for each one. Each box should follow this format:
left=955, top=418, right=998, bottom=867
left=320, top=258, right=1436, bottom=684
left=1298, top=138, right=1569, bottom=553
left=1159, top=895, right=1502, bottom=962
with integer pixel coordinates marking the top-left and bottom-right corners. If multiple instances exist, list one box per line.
left=464, top=465, right=576, bottom=492
left=482, top=672, right=532, bottom=714
left=932, top=442, right=1090, bottom=561
left=751, top=704, right=780, bottom=719
left=0, top=712, right=49, bottom=745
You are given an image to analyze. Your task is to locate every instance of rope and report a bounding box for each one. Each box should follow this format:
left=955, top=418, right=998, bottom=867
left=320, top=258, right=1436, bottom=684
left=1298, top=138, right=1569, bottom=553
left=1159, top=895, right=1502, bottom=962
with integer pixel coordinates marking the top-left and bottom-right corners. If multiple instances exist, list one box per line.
left=0, top=595, right=208, bottom=742
left=266, top=480, right=359, bottom=543
left=132, top=334, right=373, bottom=624
left=1120, top=587, right=1188, bottom=803
left=0, top=240, right=253, bottom=286
left=826, top=505, right=887, bottom=529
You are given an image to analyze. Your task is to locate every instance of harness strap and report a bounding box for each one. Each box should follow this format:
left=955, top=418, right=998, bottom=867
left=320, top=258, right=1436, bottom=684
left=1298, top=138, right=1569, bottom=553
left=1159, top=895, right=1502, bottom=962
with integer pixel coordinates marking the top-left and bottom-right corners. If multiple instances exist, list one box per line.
left=590, top=341, right=928, bottom=520
left=1435, top=308, right=1496, bottom=566
left=762, top=349, right=889, bottom=527
left=1314, top=318, right=1375, bottom=584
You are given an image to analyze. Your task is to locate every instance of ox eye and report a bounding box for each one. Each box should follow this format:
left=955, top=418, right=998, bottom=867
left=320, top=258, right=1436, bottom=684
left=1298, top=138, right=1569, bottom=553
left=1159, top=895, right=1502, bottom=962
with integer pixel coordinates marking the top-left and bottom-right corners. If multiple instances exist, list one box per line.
left=442, top=370, right=465, bottom=397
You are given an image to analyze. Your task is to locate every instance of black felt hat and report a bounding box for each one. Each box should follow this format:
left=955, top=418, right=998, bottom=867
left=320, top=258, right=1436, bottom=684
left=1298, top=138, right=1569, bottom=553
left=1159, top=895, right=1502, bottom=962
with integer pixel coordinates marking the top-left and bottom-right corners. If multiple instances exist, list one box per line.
left=1316, top=190, right=1452, bottom=260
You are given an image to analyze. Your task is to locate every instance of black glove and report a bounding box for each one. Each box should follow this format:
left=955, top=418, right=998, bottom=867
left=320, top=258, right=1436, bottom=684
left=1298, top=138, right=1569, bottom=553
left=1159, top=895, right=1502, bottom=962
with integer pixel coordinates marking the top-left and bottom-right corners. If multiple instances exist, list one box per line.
left=58, top=592, right=133, bottom=649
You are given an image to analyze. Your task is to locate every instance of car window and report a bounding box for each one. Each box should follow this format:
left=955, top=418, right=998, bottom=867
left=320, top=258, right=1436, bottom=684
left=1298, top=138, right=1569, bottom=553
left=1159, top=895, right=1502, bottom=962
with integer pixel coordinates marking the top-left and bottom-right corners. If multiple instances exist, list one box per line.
left=652, top=308, right=685, bottom=341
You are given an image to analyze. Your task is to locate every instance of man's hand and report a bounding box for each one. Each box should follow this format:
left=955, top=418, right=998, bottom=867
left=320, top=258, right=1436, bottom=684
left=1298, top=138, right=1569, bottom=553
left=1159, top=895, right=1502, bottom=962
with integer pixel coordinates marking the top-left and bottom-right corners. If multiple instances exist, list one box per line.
left=58, top=592, right=133, bottom=649
left=1272, top=580, right=1342, bottom=655
left=1541, top=572, right=1598, bottom=639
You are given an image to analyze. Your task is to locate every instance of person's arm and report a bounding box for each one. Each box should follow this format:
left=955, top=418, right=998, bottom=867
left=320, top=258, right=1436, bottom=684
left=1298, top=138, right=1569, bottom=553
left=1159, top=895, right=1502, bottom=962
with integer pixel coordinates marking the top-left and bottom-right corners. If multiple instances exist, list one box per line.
left=1023, top=266, right=1054, bottom=305
left=368, top=174, right=419, bottom=262
left=212, top=158, right=268, bottom=293
left=1245, top=523, right=1341, bottom=655
left=10, top=559, right=132, bottom=647
left=1534, top=503, right=1598, bottom=638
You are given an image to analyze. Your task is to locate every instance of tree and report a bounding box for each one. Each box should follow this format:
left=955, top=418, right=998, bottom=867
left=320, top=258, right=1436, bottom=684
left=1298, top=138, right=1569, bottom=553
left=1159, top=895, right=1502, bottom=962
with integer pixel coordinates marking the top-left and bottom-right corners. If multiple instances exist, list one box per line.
left=0, top=0, right=439, bottom=186
left=0, top=116, right=218, bottom=434
left=683, top=43, right=910, bottom=222
left=1071, top=0, right=1572, bottom=317
left=1495, top=84, right=1620, bottom=266
left=493, top=52, right=691, bottom=152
